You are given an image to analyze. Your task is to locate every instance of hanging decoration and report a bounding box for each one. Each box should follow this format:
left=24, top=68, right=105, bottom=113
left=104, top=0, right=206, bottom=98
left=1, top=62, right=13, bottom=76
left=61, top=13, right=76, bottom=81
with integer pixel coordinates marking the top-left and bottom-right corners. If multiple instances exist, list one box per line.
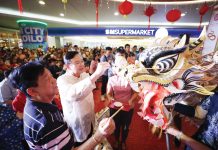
left=118, top=0, right=133, bottom=17
left=62, top=0, right=68, bottom=14
left=17, top=0, right=23, bottom=14
left=166, top=9, right=181, bottom=23
left=95, top=0, right=99, bottom=28
left=144, top=4, right=156, bottom=29
left=198, top=2, right=209, bottom=30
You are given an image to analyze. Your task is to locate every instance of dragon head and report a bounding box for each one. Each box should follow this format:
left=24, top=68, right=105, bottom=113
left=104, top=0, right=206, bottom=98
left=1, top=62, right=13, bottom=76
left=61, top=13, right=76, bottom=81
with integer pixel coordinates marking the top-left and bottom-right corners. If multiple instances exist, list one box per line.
left=115, top=27, right=217, bottom=129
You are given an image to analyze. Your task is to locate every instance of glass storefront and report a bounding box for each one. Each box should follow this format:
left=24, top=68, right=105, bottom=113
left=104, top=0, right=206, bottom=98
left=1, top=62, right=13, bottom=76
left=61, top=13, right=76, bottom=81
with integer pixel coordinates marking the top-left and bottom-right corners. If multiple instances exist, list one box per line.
left=0, top=29, right=21, bottom=49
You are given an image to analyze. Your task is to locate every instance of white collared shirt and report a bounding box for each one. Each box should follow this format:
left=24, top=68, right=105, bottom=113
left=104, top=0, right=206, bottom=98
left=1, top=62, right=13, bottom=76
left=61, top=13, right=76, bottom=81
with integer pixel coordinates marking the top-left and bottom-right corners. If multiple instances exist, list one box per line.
left=57, top=72, right=96, bottom=142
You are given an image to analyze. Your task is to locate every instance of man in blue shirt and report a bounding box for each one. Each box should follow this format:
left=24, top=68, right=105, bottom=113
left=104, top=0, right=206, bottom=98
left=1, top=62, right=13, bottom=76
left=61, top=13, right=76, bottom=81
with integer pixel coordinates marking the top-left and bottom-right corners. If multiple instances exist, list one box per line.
left=100, top=47, right=113, bottom=101
left=9, top=62, right=115, bottom=150
left=136, top=47, right=145, bottom=60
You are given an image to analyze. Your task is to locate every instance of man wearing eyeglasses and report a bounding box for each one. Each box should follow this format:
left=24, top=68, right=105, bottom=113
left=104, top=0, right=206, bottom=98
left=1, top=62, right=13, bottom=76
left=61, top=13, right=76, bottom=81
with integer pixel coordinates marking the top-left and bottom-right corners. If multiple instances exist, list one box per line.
left=57, top=51, right=110, bottom=146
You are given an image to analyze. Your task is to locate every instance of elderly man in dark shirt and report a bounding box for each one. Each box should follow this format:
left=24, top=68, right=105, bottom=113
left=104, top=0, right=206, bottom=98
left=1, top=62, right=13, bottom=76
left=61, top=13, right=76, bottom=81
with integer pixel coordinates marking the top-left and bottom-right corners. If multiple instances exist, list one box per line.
left=9, top=62, right=115, bottom=150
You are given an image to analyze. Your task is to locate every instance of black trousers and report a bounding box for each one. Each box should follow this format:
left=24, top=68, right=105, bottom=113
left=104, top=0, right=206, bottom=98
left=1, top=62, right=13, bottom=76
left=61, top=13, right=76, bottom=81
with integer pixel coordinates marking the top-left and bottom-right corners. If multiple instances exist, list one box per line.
left=110, top=108, right=134, bottom=142
left=101, top=75, right=108, bottom=95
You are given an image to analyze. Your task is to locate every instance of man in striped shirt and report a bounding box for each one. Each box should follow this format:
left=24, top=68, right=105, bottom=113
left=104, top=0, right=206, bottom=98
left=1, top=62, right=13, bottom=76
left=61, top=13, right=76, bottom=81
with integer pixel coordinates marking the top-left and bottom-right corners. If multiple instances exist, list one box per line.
left=23, top=97, right=73, bottom=149
left=9, top=62, right=115, bottom=150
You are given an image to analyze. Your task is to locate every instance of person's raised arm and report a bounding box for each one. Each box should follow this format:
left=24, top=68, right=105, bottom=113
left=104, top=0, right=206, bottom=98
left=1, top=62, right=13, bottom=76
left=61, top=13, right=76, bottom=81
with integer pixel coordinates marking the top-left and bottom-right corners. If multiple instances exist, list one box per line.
left=166, top=127, right=211, bottom=150
left=57, top=62, right=110, bottom=101
left=90, top=62, right=110, bottom=84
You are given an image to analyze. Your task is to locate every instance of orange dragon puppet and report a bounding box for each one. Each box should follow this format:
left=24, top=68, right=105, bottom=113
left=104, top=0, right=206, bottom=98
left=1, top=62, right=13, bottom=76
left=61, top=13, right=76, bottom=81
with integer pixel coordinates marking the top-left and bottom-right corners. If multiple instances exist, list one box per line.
left=114, top=27, right=218, bottom=130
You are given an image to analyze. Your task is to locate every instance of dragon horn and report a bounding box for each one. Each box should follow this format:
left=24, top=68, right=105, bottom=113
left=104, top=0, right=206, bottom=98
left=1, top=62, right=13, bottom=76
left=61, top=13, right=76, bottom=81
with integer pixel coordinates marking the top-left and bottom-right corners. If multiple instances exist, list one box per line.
left=189, top=26, right=206, bottom=51
left=174, top=34, right=187, bottom=49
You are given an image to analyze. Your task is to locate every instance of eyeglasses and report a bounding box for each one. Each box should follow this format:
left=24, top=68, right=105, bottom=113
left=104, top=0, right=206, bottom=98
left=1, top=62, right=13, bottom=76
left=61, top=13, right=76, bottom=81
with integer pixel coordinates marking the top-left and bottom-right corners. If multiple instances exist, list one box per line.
left=69, top=60, right=84, bottom=65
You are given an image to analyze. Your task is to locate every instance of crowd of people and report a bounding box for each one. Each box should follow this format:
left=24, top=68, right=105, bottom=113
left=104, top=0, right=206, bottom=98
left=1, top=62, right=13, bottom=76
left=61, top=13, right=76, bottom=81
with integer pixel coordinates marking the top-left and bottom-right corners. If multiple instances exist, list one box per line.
left=0, top=44, right=140, bottom=150
left=0, top=43, right=217, bottom=150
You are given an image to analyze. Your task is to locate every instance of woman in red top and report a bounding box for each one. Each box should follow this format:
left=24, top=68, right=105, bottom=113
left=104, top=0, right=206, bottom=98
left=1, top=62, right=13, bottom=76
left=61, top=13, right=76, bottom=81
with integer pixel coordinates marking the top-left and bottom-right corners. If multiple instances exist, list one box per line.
left=107, top=48, right=138, bottom=150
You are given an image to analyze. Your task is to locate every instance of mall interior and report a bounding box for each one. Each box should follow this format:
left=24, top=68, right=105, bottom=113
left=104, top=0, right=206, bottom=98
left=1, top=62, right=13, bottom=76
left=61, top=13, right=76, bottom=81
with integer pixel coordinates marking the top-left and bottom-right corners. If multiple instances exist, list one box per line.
left=0, top=0, right=218, bottom=150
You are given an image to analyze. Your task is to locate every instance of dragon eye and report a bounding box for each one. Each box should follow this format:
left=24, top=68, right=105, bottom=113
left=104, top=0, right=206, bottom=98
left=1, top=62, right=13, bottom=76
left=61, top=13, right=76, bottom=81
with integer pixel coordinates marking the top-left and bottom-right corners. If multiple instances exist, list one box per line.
left=155, top=54, right=178, bottom=73
left=139, top=46, right=186, bottom=75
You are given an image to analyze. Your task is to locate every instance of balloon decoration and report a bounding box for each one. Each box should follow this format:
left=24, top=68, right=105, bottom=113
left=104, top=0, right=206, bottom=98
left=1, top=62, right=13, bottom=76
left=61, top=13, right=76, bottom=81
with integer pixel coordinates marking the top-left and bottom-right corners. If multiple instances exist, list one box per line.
left=95, top=0, right=99, bottom=28
left=166, top=9, right=181, bottom=23
left=17, top=0, right=23, bottom=14
left=118, top=0, right=134, bottom=17
left=199, top=2, right=209, bottom=30
left=144, top=4, right=156, bottom=29
left=155, top=27, right=168, bottom=39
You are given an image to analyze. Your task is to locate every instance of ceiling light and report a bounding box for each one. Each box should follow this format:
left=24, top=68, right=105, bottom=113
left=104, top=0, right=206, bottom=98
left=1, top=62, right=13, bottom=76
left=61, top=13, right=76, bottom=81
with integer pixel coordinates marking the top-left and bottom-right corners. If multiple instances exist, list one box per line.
left=114, top=12, right=119, bottom=16
left=60, top=13, right=64, bottom=17
left=39, top=0, right=45, bottom=5
left=181, top=13, right=186, bottom=17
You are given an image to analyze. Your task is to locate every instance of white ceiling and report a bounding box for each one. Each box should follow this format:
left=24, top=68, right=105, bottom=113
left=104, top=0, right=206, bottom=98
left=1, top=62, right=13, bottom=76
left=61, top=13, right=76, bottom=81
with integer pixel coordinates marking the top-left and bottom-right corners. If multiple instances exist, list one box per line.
left=0, top=0, right=217, bottom=29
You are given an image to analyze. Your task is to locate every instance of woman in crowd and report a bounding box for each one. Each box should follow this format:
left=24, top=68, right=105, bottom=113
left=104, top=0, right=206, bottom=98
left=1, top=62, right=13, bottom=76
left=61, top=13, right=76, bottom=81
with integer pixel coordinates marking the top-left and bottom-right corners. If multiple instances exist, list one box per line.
left=127, top=52, right=136, bottom=65
left=107, top=48, right=138, bottom=150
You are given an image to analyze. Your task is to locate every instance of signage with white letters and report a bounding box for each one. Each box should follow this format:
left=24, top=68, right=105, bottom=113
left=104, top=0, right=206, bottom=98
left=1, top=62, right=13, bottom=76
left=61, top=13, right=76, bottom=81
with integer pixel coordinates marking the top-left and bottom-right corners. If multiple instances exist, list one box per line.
left=105, top=29, right=155, bottom=36
left=17, top=20, right=48, bottom=50
left=20, top=27, right=46, bottom=43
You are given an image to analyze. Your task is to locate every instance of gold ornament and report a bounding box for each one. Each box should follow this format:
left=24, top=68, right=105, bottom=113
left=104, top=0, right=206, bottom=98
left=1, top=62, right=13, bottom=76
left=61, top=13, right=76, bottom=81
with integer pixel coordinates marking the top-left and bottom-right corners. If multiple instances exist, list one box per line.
left=62, top=0, right=67, bottom=12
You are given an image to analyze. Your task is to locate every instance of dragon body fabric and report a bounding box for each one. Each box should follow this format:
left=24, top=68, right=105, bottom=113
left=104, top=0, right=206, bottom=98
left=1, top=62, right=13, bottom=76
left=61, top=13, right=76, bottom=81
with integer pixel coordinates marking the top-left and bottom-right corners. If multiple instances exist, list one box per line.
left=115, top=28, right=218, bottom=129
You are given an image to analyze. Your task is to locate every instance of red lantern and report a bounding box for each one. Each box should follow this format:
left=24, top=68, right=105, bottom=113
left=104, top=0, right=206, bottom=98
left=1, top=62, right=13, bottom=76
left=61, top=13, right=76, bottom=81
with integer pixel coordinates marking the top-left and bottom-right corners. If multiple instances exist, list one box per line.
left=17, top=0, right=23, bottom=13
left=118, top=5, right=125, bottom=15
left=166, top=9, right=181, bottom=22
left=199, top=3, right=209, bottom=29
left=118, top=0, right=133, bottom=16
left=95, top=0, right=99, bottom=28
left=144, top=4, right=156, bottom=29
